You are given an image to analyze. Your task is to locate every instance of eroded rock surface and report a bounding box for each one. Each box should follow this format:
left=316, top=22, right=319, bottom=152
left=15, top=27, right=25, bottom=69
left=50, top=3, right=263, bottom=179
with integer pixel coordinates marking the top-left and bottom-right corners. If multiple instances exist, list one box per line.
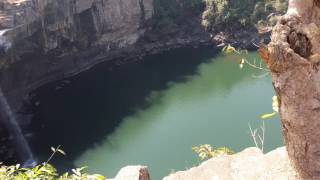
left=0, top=0, right=154, bottom=164
left=0, top=0, right=153, bottom=107
left=163, top=147, right=296, bottom=180
left=0, top=0, right=153, bottom=55
left=108, top=166, right=151, bottom=180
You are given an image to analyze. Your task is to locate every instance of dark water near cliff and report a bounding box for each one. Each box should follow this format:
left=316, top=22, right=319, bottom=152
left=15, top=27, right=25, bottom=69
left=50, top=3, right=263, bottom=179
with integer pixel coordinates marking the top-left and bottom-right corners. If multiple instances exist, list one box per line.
left=29, top=47, right=283, bottom=179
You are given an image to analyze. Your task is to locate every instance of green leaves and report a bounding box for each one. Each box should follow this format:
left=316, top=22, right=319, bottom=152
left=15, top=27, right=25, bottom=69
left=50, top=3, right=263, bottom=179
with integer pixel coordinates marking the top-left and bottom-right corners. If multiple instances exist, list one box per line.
left=51, top=147, right=56, bottom=152
left=88, top=174, right=106, bottom=180
left=0, top=163, right=105, bottom=180
left=0, top=146, right=105, bottom=180
left=57, top=149, right=66, bottom=156
left=222, top=44, right=237, bottom=54
left=50, top=146, right=66, bottom=156
left=192, top=144, right=234, bottom=160
left=260, top=112, right=277, bottom=119
left=260, top=96, right=279, bottom=120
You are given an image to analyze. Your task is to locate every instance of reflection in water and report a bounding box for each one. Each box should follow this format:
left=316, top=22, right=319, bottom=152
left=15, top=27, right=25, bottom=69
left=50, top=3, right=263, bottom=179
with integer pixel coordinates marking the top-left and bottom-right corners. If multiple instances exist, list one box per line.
left=75, top=52, right=282, bottom=179
left=30, top=48, right=283, bottom=180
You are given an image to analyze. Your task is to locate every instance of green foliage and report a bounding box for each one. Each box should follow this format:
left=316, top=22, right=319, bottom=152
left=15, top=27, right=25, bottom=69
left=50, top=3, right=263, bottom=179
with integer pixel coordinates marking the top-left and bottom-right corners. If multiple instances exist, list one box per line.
left=152, top=0, right=288, bottom=34
left=260, top=95, right=279, bottom=119
left=192, top=144, right=234, bottom=160
left=0, top=164, right=105, bottom=180
left=202, top=0, right=258, bottom=29
left=0, top=146, right=105, bottom=180
left=153, top=0, right=203, bottom=31
left=201, top=0, right=288, bottom=29
left=222, top=44, right=239, bottom=54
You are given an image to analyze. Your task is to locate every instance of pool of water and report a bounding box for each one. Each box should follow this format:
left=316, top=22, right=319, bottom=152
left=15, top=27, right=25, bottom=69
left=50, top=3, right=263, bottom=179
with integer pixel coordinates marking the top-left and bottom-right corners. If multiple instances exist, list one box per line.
left=29, top=47, right=283, bottom=179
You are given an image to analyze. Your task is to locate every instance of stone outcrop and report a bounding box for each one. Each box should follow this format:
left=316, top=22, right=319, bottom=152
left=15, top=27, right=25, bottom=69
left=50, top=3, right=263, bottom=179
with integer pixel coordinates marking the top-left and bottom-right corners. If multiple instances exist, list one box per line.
left=0, top=0, right=153, bottom=54
left=108, top=166, right=151, bottom=180
left=163, top=147, right=296, bottom=180
left=105, top=147, right=296, bottom=180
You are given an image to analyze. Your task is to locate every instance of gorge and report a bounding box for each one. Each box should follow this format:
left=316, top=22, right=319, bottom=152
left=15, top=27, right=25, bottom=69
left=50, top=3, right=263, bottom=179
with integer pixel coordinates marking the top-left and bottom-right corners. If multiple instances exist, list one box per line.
left=0, top=0, right=288, bottom=179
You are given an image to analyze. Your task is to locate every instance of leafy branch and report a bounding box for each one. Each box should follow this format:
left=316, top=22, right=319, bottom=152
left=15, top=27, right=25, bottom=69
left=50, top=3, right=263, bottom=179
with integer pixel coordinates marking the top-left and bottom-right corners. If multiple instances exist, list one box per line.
left=192, top=144, right=234, bottom=160
left=222, top=44, right=269, bottom=72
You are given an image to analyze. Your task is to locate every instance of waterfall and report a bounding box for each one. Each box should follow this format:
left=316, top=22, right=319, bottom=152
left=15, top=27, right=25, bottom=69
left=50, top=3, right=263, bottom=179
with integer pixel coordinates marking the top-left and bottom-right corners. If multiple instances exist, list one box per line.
left=0, top=87, right=35, bottom=167
left=0, top=29, right=12, bottom=52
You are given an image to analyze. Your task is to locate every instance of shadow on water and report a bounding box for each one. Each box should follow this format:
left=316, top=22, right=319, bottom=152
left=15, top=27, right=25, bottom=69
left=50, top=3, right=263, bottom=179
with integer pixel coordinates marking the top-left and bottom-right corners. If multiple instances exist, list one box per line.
left=74, top=49, right=282, bottom=179
left=28, top=46, right=219, bottom=169
left=28, top=46, right=283, bottom=179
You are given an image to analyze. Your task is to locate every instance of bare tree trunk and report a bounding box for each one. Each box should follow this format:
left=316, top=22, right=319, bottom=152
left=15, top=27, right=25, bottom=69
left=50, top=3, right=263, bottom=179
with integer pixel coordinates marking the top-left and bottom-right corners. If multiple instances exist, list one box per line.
left=260, top=0, right=320, bottom=179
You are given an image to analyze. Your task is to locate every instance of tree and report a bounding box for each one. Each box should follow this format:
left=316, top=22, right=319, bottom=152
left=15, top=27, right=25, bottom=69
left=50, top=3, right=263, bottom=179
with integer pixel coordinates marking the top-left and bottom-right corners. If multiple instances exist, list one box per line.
left=259, top=0, right=320, bottom=179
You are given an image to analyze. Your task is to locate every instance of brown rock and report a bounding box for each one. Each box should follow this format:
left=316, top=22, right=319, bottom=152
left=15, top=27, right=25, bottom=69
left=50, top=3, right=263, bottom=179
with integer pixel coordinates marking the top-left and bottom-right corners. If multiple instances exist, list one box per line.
left=109, top=166, right=151, bottom=180
left=163, top=147, right=296, bottom=180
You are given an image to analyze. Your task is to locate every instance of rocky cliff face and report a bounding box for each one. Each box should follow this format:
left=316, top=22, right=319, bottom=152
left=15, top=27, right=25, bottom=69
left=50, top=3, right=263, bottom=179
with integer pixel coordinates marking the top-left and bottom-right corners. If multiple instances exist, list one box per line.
left=0, top=0, right=153, bottom=108
left=0, top=0, right=153, bottom=53
left=0, top=0, right=154, bottom=163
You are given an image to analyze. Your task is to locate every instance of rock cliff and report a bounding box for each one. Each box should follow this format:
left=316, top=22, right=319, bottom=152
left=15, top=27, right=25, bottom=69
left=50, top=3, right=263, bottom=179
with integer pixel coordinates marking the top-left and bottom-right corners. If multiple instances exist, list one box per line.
left=163, top=147, right=296, bottom=180
left=0, top=0, right=153, bottom=108
left=0, top=0, right=155, bottom=162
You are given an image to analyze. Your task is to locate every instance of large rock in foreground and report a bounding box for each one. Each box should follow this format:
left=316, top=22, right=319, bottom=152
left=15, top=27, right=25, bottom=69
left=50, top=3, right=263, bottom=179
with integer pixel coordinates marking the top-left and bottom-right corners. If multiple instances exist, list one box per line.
left=163, top=147, right=296, bottom=180
left=108, top=166, right=151, bottom=180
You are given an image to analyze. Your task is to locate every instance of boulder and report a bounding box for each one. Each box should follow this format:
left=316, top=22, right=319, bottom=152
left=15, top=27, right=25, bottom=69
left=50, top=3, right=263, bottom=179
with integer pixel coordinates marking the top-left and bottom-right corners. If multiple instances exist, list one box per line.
left=108, top=166, right=151, bottom=180
left=163, top=147, right=297, bottom=180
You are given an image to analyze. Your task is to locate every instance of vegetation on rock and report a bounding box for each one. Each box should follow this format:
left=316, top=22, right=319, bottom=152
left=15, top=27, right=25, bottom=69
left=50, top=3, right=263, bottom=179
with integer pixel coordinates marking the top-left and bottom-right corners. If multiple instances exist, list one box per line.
left=202, top=0, right=288, bottom=30
left=0, top=146, right=105, bottom=180
left=192, top=144, right=234, bottom=160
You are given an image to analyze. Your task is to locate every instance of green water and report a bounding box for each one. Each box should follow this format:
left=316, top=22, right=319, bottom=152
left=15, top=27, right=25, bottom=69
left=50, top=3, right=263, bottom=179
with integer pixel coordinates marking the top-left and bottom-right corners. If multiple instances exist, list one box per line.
left=73, top=51, right=283, bottom=179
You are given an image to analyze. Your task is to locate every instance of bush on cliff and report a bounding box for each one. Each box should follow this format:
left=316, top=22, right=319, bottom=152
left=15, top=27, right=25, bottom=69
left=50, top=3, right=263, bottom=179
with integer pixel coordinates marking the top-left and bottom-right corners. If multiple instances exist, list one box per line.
left=201, top=0, right=288, bottom=30
left=0, top=146, right=105, bottom=180
left=153, top=0, right=204, bottom=32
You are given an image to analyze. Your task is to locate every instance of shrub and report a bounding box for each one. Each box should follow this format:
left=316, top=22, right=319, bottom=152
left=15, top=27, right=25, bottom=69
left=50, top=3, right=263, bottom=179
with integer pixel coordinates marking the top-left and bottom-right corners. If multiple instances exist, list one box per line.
left=192, top=144, right=234, bottom=160
left=0, top=146, right=105, bottom=180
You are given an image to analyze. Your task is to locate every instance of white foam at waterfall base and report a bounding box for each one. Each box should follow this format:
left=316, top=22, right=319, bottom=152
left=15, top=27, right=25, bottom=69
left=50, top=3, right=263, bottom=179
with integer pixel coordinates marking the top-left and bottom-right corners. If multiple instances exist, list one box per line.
left=0, top=87, right=34, bottom=165
left=0, top=29, right=12, bottom=51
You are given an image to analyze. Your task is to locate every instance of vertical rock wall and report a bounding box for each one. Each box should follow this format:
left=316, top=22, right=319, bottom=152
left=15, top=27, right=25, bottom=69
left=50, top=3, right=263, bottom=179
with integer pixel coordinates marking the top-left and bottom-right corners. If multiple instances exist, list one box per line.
left=0, top=0, right=153, bottom=108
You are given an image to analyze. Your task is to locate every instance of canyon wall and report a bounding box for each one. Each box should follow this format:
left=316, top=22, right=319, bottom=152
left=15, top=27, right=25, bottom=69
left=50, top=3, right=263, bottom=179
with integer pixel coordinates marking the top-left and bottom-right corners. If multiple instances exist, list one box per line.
left=0, top=0, right=153, bottom=109
left=0, top=0, right=155, bottom=162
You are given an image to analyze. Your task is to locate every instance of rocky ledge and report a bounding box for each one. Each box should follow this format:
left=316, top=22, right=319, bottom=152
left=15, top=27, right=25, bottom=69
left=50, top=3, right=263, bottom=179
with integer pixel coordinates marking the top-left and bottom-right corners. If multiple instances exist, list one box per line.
left=164, top=146, right=296, bottom=180
left=116, top=147, right=296, bottom=180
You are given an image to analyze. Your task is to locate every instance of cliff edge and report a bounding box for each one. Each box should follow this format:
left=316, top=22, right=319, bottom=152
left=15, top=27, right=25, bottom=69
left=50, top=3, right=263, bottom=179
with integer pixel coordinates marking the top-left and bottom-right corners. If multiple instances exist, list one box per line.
left=163, top=147, right=296, bottom=180
left=103, top=147, right=296, bottom=180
